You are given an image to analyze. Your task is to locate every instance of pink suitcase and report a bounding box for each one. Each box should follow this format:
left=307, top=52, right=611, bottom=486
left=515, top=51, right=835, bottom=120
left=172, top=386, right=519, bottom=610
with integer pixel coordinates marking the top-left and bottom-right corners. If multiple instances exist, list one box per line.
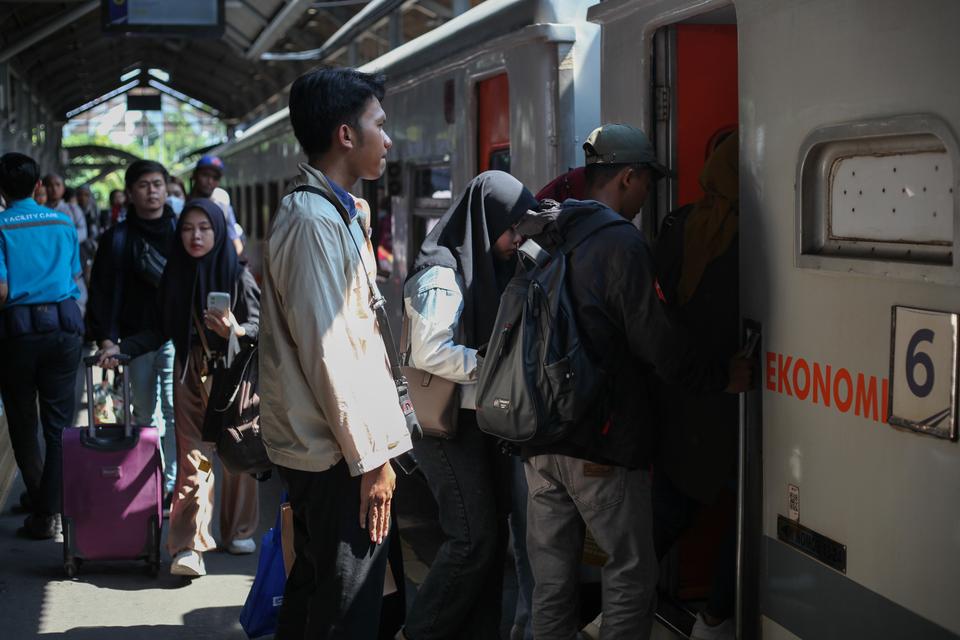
left=61, top=355, right=162, bottom=577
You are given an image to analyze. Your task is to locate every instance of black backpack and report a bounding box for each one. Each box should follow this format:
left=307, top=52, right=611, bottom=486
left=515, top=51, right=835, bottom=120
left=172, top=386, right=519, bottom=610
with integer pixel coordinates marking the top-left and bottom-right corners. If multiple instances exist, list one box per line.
left=475, top=207, right=630, bottom=446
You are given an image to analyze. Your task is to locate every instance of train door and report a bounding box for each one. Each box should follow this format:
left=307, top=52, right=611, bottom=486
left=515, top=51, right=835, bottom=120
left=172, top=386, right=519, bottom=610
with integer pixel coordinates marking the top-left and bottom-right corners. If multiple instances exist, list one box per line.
left=477, top=73, right=510, bottom=174
left=650, top=7, right=744, bottom=638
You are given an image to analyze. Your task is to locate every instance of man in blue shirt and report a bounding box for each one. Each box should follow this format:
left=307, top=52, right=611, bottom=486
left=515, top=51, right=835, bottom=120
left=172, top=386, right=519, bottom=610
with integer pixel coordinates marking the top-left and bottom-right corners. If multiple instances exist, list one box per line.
left=0, top=153, right=83, bottom=540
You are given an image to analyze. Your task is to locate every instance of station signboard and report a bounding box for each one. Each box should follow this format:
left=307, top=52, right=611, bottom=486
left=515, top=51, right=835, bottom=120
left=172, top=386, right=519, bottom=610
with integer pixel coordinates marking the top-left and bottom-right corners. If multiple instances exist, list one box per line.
left=102, top=0, right=225, bottom=37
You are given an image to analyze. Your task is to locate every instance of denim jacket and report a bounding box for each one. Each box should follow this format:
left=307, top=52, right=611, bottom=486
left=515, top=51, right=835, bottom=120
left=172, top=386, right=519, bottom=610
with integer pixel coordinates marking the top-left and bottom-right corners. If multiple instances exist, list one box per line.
left=403, top=265, right=478, bottom=409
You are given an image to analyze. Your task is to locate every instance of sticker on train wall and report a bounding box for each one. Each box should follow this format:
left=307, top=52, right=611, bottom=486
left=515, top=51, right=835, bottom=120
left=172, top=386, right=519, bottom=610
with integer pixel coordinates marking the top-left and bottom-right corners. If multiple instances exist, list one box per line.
left=888, top=306, right=959, bottom=440
left=788, top=484, right=800, bottom=522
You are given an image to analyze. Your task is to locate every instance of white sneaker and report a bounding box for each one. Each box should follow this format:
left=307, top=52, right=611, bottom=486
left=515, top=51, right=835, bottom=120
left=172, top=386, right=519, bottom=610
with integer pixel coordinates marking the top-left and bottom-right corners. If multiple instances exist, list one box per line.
left=579, top=612, right=602, bottom=640
left=227, top=537, right=256, bottom=555
left=690, top=613, right=734, bottom=640
left=170, top=550, right=206, bottom=576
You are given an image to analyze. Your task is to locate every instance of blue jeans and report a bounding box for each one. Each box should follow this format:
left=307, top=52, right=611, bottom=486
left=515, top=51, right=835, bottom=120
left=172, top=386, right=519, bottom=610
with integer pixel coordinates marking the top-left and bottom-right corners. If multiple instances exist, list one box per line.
left=128, top=341, right=176, bottom=493
left=404, top=411, right=509, bottom=640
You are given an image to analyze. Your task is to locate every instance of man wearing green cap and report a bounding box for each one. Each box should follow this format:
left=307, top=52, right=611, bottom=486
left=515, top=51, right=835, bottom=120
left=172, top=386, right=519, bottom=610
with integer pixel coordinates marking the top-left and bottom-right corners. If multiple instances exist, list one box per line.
left=521, top=124, right=752, bottom=640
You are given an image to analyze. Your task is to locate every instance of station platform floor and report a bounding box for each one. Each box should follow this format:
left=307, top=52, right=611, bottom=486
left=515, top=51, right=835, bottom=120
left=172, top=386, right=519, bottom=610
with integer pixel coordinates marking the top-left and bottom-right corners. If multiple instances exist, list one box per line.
left=0, top=457, right=522, bottom=639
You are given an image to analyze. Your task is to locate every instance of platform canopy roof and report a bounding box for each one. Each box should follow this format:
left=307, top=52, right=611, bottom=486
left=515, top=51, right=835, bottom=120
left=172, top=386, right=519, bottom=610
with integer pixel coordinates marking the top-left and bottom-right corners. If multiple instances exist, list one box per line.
left=0, top=0, right=460, bottom=123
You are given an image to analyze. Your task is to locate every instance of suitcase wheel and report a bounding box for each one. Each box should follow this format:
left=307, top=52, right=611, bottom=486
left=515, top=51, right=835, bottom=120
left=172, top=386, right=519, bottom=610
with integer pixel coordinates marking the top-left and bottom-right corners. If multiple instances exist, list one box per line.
left=64, top=560, right=78, bottom=578
left=147, top=561, right=160, bottom=577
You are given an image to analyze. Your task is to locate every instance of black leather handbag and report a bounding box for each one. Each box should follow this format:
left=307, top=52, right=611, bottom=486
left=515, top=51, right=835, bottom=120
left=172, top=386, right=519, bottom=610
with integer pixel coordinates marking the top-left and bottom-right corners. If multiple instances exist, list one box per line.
left=204, top=345, right=273, bottom=476
left=193, top=310, right=272, bottom=477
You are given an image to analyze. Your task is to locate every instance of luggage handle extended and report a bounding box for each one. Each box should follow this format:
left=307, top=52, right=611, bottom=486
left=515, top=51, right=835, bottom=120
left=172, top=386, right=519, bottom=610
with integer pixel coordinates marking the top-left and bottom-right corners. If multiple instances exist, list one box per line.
left=83, top=354, right=132, bottom=439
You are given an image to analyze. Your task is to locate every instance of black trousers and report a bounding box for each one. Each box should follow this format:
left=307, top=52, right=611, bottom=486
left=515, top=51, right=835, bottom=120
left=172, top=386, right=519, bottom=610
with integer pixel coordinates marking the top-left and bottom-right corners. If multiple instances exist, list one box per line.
left=276, top=460, right=393, bottom=640
left=652, top=471, right=736, bottom=620
left=0, top=331, right=82, bottom=517
left=404, top=411, right=510, bottom=640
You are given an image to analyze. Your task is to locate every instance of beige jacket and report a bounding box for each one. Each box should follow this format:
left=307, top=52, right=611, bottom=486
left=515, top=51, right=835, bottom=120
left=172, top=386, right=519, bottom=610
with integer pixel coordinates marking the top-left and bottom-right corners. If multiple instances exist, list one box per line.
left=260, top=163, right=412, bottom=475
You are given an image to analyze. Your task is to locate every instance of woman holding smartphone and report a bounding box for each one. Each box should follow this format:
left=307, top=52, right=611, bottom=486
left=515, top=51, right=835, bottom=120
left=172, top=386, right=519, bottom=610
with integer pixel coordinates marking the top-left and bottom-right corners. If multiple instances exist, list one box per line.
left=99, top=198, right=261, bottom=577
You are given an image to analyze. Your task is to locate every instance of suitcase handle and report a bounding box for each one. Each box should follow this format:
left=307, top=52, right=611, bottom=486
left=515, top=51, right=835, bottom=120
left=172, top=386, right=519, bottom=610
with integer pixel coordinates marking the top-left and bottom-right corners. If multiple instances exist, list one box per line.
left=84, top=354, right=133, bottom=439
left=83, top=354, right=130, bottom=366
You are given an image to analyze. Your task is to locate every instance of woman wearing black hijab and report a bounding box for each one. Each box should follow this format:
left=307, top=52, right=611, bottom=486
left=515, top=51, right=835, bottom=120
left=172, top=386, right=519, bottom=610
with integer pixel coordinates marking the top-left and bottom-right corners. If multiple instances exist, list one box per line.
left=400, top=171, right=537, bottom=640
left=99, top=198, right=261, bottom=578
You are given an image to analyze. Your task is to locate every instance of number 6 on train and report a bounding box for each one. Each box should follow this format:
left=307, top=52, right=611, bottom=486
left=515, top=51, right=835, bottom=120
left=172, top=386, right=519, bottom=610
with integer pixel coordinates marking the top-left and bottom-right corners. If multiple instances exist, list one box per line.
left=888, top=306, right=959, bottom=440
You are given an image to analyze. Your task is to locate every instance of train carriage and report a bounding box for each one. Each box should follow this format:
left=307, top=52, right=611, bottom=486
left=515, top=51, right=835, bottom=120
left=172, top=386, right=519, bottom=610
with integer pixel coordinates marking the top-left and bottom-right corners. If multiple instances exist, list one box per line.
left=591, top=0, right=960, bottom=638
left=216, top=0, right=601, bottom=332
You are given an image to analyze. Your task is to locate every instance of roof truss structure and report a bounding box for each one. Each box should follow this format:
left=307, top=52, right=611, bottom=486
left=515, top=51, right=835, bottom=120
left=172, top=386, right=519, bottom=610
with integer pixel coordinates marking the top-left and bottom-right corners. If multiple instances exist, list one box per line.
left=0, top=0, right=460, bottom=124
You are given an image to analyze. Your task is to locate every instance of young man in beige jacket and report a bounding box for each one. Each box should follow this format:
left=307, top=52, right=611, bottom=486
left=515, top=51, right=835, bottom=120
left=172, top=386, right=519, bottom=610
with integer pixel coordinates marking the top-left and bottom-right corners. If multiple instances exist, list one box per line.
left=260, top=68, right=412, bottom=639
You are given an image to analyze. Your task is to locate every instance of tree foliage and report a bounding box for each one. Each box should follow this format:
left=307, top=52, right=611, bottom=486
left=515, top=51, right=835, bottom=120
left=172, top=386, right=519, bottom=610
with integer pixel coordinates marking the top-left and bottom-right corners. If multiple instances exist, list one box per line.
left=63, top=96, right=225, bottom=205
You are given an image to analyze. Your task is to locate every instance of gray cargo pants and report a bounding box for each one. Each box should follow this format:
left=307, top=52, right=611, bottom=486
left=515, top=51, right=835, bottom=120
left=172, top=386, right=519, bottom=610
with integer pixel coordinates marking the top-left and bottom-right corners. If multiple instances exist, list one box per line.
left=524, top=454, right=658, bottom=640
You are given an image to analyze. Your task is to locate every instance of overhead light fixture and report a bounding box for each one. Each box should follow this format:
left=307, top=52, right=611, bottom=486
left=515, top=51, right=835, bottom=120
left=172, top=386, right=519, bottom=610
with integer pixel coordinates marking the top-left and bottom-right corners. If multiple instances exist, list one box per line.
left=148, top=68, right=170, bottom=82
left=120, top=69, right=141, bottom=82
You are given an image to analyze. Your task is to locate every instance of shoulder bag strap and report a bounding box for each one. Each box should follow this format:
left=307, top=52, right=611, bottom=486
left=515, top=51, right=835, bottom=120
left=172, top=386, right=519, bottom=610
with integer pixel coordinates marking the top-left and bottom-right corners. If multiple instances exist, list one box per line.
left=192, top=309, right=214, bottom=362
left=191, top=310, right=213, bottom=405
left=291, top=184, right=406, bottom=383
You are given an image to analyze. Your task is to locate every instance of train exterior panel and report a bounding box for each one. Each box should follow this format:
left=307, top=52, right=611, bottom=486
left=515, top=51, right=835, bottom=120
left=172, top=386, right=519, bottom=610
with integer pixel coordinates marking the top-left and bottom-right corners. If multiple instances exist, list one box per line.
left=591, top=0, right=960, bottom=638
left=215, top=0, right=602, bottom=332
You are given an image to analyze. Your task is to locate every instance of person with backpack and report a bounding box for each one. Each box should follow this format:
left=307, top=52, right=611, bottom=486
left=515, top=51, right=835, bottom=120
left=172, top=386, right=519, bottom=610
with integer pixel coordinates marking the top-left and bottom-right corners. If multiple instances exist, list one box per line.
left=399, top=171, right=537, bottom=640
left=98, top=197, right=261, bottom=577
left=87, top=160, right=179, bottom=511
left=490, top=124, right=752, bottom=640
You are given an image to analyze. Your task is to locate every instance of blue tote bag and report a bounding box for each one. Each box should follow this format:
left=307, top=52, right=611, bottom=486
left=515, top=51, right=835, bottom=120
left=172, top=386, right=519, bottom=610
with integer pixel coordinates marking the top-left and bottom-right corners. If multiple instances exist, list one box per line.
left=240, top=502, right=289, bottom=638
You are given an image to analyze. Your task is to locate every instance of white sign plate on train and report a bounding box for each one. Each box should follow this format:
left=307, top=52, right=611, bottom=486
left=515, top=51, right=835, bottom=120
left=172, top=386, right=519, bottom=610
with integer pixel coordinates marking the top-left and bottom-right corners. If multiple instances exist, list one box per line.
left=888, top=306, right=958, bottom=440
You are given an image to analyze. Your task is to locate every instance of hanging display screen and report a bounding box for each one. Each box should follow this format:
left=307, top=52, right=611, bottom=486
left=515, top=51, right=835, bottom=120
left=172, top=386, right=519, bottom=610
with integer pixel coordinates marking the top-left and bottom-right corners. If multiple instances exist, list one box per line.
left=102, top=0, right=224, bottom=36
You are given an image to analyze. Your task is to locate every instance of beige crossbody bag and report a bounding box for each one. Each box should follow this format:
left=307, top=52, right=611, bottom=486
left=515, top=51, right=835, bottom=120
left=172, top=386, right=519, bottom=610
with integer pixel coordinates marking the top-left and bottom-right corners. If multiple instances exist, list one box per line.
left=400, top=314, right=459, bottom=439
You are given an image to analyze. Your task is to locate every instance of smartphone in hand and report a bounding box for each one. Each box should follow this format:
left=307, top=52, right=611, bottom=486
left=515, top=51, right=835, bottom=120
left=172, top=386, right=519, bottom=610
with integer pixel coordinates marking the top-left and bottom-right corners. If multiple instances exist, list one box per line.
left=207, top=291, right=231, bottom=316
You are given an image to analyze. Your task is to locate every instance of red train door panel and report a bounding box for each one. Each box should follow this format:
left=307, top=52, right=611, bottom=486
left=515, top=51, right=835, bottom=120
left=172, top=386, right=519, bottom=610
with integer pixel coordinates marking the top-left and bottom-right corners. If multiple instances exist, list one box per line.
left=675, top=24, right=738, bottom=205
left=477, top=73, right=510, bottom=173
left=672, top=23, right=739, bottom=602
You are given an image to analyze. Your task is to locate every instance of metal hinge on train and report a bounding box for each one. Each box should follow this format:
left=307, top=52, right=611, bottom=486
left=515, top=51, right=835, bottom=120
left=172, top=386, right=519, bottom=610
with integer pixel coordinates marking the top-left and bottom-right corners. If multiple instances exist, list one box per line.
left=655, top=86, right=670, bottom=122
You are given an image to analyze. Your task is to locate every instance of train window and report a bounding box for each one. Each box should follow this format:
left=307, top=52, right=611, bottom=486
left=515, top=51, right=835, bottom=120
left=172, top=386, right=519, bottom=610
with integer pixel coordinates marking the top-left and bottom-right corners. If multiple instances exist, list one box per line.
left=255, top=184, right=266, bottom=240
left=799, top=117, right=958, bottom=269
left=235, top=186, right=246, bottom=234
left=268, top=181, right=281, bottom=222
left=362, top=178, right=393, bottom=278
left=413, top=165, right=452, bottom=209
left=488, top=147, right=511, bottom=174
left=831, top=152, right=951, bottom=244
left=409, top=215, right=442, bottom=271
left=409, top=163, right=451, bottom=270
left=244, top=185, right=254, bottom=237
left=477, top=73, right=509, bottom=174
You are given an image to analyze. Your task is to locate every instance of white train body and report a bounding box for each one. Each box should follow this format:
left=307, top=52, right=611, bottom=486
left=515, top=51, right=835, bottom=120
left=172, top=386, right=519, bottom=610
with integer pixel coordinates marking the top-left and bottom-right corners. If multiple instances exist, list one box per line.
left=592, top=0, right=960, bottom=638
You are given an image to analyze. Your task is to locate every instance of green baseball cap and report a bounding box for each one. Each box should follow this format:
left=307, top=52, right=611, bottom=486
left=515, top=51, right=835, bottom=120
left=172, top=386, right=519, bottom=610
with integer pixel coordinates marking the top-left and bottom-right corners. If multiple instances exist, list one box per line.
left=583, top=123, right=672, bottom=179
